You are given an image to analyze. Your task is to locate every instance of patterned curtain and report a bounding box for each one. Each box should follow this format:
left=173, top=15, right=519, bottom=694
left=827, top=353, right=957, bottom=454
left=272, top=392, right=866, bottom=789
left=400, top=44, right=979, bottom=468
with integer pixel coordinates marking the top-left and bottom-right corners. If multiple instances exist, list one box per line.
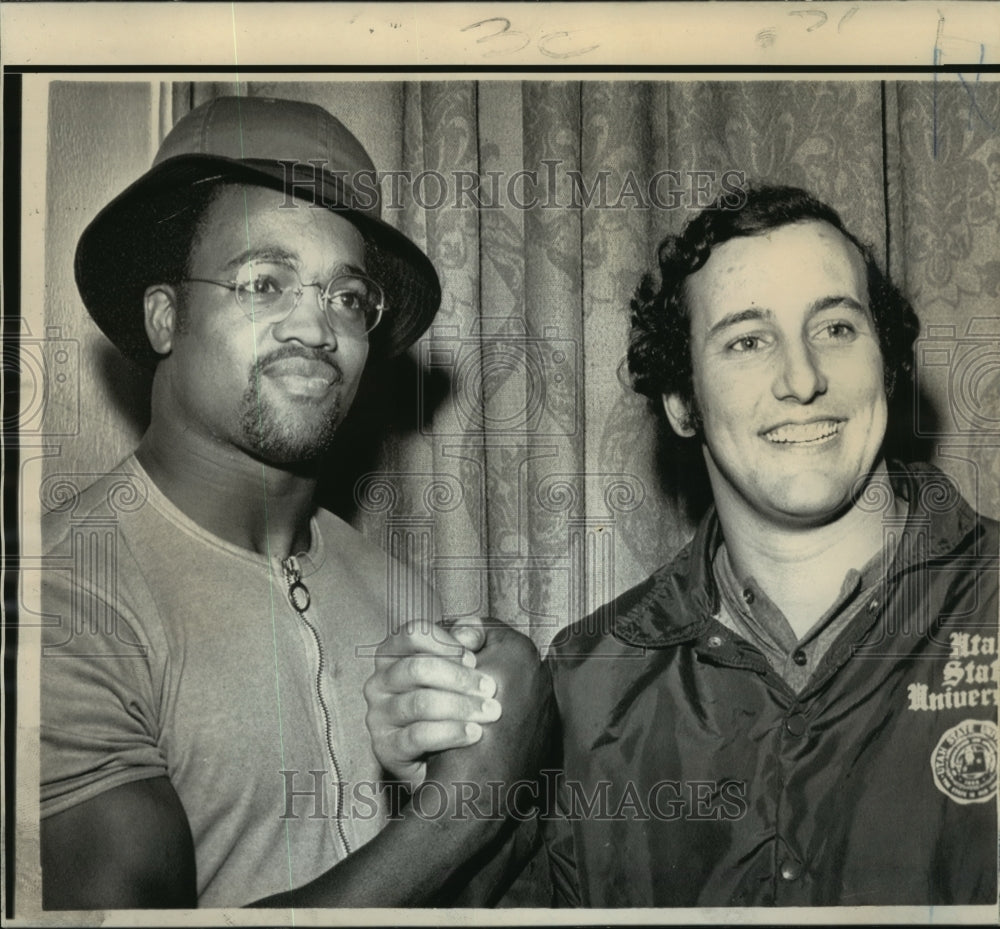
left=44, top=79, right=1000, bottom=649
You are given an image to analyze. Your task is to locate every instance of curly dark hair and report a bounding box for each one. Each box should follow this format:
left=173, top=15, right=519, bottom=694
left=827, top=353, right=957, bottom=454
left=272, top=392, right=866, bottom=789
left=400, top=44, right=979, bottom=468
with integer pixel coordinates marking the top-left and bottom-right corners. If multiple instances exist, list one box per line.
left=627, top=185, right=921, bottom=435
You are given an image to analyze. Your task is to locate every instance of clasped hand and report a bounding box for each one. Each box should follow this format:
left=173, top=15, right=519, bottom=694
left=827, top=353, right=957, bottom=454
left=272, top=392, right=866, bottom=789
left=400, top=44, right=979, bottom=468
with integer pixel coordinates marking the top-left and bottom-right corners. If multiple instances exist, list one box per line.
left=363, top=618, right=554, bottom=809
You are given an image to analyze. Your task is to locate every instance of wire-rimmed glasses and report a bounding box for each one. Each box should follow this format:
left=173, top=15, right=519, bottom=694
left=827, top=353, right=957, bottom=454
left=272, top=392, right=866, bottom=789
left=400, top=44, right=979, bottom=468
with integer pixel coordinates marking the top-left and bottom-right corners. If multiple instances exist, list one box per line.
left=184, top=260, right=385, bottom=336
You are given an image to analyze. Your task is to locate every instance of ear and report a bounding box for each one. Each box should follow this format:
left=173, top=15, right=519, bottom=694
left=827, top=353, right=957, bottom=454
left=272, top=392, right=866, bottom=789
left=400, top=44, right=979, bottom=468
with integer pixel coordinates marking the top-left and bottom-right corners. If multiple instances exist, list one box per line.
left=143, top=285, right=178, bottom=356
left=663, top=393, right=697, bottom=438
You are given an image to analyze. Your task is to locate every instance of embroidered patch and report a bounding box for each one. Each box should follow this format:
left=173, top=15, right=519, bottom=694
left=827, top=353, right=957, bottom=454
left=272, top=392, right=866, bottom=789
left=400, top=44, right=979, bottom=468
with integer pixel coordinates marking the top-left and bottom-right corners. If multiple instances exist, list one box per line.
left=931, top=719, right=998, bottom=805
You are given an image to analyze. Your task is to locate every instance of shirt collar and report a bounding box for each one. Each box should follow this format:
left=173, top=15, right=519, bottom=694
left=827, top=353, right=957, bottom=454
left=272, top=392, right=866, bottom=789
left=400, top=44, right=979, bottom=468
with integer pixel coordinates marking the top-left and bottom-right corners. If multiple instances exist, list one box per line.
left=612, top=461, right=983, bottom=650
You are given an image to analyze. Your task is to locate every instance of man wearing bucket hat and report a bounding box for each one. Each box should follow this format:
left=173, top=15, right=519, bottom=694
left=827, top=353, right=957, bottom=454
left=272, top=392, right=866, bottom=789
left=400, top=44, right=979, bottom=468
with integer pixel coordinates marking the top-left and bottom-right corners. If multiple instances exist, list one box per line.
left=39, top=96, right=550, bottom=909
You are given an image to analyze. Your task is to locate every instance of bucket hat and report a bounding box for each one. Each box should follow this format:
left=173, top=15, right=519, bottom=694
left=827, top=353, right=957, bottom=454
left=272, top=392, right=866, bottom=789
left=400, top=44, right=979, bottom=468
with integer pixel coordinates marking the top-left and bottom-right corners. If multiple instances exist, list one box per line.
left=75, top=95, right=441, bottom=366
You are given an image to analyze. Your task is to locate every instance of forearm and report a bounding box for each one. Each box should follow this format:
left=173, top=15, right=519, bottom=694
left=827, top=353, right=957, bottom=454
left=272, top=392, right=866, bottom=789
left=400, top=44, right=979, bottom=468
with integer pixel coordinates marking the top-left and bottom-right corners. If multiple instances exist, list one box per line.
left=249, top=789, right=505, bottom=908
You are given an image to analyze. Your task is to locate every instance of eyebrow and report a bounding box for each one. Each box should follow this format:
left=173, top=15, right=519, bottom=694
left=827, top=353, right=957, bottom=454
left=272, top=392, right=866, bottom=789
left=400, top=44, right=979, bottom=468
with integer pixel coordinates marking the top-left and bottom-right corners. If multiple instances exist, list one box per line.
left=223, top=250, right=368, bottom=279
left=707, top=307, right=771, bottom=338
left=706, top=295, right=868, bottom=338
left=336, top=262, right=369, bottom=278
left=224, top=246, right=299, bottom=272
left=810, top=294, right=867, bottom=317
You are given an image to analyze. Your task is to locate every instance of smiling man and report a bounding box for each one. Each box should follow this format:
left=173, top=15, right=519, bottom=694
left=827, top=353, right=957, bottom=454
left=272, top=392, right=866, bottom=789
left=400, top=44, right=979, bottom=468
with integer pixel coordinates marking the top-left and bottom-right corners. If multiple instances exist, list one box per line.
left=366, top=185, right=999, bottom=906
left=544, top=186, right=999, bottom=906
left=659, top=217, right=901, bottom=638
left=39, top=96, right=549, bottom=909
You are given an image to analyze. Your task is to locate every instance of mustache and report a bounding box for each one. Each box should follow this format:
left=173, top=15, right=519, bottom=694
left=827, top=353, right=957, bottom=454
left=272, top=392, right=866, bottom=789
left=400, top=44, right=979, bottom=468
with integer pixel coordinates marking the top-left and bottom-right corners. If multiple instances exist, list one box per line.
left=250, top=345, right=343, bottom=381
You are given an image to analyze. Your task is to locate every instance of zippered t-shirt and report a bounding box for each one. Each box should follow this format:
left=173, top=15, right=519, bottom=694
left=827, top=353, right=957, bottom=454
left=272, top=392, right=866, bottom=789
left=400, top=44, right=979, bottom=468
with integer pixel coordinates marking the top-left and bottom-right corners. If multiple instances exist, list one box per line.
left=39, top=456, right=438, bottom=906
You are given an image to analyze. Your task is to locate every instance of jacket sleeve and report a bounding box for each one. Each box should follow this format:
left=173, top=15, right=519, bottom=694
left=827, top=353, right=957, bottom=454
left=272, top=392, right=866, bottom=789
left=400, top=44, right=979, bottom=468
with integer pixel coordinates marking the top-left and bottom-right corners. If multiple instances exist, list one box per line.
left=541, top=773, right=583, bottom=906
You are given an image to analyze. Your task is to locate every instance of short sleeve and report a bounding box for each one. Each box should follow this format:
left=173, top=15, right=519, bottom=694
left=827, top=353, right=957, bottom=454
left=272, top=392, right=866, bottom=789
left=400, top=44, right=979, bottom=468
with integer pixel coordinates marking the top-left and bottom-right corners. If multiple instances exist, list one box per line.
left=40, top=564, right=167, bottom=817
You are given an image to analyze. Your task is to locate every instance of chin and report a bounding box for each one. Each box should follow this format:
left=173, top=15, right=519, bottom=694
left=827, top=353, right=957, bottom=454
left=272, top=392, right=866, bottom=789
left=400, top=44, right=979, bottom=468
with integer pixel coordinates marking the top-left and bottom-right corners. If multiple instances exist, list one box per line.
left=762, top=476, right=859, bottom=526
left=246, top=435, right=339, bottom=468
left=770, top=501, right=853, bottom=529
left=241, top=403, right=343, bottom=465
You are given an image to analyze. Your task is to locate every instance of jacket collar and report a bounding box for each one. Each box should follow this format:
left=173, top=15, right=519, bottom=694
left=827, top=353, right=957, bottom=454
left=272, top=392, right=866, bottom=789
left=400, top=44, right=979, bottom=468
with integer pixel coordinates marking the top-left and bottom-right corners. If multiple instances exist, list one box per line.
left=612, top=461, right=984, bottom=650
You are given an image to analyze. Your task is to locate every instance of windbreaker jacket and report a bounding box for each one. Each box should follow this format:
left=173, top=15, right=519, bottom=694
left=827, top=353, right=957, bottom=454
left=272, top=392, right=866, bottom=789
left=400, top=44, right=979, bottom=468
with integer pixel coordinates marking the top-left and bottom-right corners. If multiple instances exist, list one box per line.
left=544, top=463, right=999, bottom=907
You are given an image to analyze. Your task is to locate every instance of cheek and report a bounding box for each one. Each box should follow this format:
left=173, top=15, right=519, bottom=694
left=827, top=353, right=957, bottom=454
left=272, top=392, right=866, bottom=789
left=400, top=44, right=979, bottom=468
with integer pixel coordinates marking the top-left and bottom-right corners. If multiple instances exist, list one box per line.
left=182, top=327, right=255, bottom=394
left=343, top=342, right=370, bottom=386
left=844, top=348, right=888, bottom=412
left=694, top=362, right=763, bottom=427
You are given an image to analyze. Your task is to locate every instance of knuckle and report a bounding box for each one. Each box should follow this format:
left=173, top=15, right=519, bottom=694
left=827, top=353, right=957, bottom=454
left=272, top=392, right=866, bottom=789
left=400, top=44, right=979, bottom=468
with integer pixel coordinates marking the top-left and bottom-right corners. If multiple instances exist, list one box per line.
left=424, top=656, right=454, bottom=689
left=401, top=724, right=424, bottom=756
left=412, top=656, right=440, bottom=689
left=392, top=727, right=413, bottom=757
left=396, top=656, right=420, bottom=687
left=415, top=721, right=443, bottom=749
left=441, top=662, right=463, bottom=690
left=409, top=689, right=430, bottom=718
left=464, top=693, right=485, bottom=716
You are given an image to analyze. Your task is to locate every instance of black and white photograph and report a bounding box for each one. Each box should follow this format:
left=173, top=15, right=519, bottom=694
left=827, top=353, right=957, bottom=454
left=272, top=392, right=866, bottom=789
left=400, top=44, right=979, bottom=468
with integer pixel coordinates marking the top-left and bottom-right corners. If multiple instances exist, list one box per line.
left=3, top=3, right=999, bottom=923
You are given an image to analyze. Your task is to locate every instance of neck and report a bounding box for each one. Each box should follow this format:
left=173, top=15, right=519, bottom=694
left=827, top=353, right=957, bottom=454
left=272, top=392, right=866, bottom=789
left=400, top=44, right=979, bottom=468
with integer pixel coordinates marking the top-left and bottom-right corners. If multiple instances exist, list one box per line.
left=136, top=417, right=319, bottom=559
left=713, top=460, right=904, bottom=637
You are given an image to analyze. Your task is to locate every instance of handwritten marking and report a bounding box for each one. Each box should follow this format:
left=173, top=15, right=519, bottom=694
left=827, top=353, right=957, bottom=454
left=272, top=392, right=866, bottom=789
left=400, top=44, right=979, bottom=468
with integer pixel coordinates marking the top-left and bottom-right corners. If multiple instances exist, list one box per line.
left=461, top=17, right=531, bottom=55
left=933, top=12, right=997, bottom=157
left=838, top=7, right=860, bottom=31
left=789, top=10, right=828, bottom=32
left=461, top=18, right=599, bottom=59
left=538, top=31, right=601, bottom=60
left=755, top=27, right=777, bottom=49
left=758, top=6, right=858, bottom=46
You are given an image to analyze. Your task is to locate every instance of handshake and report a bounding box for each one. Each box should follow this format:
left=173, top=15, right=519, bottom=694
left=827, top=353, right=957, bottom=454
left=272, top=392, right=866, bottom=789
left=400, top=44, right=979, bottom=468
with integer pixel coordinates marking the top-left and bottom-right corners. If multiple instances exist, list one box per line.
left=363, top=619, right=556, bottom=830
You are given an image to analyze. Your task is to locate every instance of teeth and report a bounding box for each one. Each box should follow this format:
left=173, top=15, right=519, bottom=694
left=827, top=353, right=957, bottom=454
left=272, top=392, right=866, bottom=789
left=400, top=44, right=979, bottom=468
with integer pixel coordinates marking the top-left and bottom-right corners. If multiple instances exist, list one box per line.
left=765, top=421, right=841, bottom=444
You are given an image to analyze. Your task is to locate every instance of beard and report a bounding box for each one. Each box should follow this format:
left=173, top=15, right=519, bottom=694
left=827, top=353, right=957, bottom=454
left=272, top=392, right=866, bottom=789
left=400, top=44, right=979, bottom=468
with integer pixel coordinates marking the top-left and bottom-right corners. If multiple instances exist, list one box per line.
left=238, top=351, right=346, bottom=464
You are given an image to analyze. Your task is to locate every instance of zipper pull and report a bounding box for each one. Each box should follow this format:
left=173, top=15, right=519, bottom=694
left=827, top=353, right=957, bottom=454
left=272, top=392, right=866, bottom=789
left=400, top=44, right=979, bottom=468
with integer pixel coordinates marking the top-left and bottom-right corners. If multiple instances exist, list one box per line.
left=281, top=555, right=311, bottom=613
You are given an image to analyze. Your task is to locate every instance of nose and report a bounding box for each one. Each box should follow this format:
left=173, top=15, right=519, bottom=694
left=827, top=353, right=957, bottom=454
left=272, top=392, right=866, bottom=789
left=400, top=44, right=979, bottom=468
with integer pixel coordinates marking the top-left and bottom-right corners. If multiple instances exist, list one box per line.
left=772, top=338, right=828, bottom=403
left=270, top=285, right=338, bottom=350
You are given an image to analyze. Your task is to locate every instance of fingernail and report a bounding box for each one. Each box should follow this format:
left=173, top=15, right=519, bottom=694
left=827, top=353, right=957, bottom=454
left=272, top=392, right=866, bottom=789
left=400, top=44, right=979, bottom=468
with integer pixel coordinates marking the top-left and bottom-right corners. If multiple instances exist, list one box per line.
left=478, top=674, right=497, bottom=697
left=481, top=698, right=501, bottom=720
left=461, top=649, right=476, bottom=669
left=465, top=722, right=483, bottom=742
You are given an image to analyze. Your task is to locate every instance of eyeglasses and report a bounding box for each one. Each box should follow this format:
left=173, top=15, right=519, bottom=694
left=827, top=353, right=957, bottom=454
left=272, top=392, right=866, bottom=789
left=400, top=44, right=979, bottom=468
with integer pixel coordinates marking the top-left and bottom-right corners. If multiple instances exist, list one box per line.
left=184, top=261, right=386, bottom=336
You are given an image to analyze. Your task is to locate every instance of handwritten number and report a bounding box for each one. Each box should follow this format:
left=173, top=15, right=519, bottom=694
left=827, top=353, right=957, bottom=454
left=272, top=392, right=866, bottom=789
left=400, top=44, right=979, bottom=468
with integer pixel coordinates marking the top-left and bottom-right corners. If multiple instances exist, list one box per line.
left=785, top=6, right=858, bottom=33
left=461, top=17, right=531, bottom=55
left=538, top=31, right=601, bottom=59
left=462, top=19, right=598, bottom=58
left=838, top=7, right=859, bottom=31
left=789, top=10, right=828, bottom=32
left=460, top=16, right=511, bottom=41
